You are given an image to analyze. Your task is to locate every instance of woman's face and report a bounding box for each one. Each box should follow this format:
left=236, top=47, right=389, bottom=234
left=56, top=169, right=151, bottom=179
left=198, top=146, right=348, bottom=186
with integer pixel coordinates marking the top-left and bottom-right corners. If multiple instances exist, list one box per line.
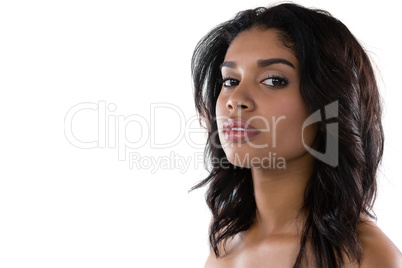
left=215, top=27, right=317, bottom=169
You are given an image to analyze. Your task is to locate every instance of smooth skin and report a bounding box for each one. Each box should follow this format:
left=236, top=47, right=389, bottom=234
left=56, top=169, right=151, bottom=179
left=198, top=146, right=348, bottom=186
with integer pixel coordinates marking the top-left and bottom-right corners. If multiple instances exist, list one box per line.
left=206, top=28, right=402, bottom=268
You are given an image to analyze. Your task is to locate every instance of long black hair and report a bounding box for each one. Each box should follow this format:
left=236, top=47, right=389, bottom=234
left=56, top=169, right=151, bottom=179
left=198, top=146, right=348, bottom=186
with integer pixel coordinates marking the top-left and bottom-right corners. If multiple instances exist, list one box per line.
left=191, top=3, right=384, bottom=267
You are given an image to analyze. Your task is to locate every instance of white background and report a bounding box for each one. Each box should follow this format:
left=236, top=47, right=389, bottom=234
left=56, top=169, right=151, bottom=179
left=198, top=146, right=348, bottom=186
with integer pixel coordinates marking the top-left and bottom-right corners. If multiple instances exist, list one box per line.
left=0, top=0, right=400, bottom=267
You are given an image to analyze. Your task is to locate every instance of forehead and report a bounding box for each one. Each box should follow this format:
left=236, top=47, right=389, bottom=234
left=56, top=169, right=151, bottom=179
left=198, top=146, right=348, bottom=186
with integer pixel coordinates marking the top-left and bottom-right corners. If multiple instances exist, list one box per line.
left=224, top=28, right=298, bottom=68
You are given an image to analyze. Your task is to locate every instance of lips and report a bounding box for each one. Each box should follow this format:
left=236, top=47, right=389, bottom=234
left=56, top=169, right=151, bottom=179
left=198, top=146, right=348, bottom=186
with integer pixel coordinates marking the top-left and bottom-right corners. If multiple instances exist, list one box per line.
left=222, top=118, right=261, bottom=142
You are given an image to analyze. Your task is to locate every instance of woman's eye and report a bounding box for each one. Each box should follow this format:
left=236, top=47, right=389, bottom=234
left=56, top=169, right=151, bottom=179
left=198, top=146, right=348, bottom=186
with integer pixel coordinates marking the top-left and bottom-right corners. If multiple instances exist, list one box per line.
left=262, top=77, right=288, bottom=88
left=222, top=78, right=239, bottom=88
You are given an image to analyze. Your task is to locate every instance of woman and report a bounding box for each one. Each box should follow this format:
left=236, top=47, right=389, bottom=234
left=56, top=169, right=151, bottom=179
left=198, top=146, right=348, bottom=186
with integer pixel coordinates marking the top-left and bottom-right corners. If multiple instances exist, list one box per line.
left=191, top=3, right=401, bottom=267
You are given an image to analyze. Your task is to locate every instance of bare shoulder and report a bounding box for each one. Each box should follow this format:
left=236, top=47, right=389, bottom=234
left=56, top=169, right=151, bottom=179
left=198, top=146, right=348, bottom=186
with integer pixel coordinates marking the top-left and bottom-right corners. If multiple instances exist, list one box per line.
left=204, top=233, right=240, bottom=268
left=204, top=249, right=218, bottom=268
left=204, top=217, right=238, bottom=268
left=204, top=249, right=228, bottom=268
left=357, top=219, right=402, bottom=268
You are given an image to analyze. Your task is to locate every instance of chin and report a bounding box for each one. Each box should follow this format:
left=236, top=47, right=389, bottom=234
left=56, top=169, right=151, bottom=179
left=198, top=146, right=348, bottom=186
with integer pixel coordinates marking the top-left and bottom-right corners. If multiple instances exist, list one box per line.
left=223, top=146, right=287, bottom=170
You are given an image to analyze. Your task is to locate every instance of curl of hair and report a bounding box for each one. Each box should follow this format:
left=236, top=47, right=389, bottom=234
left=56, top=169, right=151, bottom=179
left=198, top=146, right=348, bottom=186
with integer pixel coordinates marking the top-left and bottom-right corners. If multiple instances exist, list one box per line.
left=191, top=3, right=384, bottom=267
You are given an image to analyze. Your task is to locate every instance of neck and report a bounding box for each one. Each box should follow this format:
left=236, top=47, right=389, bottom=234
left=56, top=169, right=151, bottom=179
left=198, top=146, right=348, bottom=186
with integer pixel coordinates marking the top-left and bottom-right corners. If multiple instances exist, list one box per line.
left=250, top=152, right=315, bottom=237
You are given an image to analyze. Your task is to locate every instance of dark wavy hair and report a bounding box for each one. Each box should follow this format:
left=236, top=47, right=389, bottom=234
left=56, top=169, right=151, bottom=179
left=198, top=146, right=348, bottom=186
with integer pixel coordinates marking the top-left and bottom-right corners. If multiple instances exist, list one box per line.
left=190, top=3, right=384, bottom=268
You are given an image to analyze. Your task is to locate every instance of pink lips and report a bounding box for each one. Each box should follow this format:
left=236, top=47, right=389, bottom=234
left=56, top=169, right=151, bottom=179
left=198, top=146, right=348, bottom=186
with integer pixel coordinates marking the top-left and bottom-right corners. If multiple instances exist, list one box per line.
left=222, top=118, right=260, bottom=142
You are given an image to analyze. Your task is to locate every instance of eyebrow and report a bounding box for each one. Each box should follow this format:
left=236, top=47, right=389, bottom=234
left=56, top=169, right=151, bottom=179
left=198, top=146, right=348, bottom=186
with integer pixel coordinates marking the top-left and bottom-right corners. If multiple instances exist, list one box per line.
left=220, top=58, right=295, bottom=69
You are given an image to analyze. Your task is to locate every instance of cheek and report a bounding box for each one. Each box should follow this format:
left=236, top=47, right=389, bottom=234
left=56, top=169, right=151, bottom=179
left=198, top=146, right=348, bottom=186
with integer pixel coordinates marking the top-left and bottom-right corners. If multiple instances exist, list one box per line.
left=269, top=98, right=316, bottom=158
left=215, top=93, right=229, bottom=146
left=215, top=93, right=226, bottom=116
left=215, top=93, right=228, bottom=137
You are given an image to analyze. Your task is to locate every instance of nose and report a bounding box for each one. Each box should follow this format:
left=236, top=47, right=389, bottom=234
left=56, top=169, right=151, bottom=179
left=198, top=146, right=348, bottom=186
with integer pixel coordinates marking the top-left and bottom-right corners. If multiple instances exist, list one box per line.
left=226, top=83, right=255, bottom=112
